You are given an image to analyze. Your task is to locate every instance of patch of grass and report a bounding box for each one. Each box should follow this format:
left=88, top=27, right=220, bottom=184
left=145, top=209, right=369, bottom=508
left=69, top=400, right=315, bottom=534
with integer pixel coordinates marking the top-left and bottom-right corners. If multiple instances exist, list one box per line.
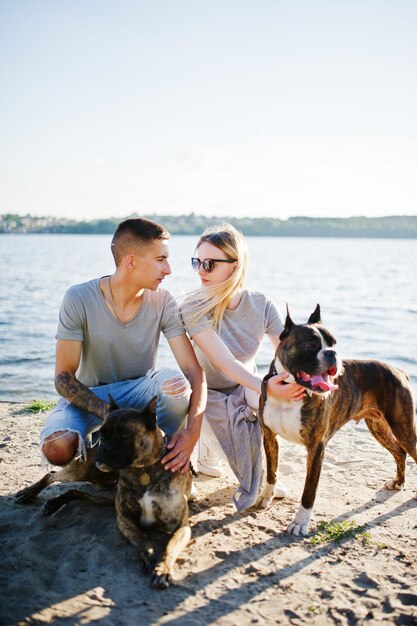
left=25, top=399, right=57, bottom=413
left=310, top=520, right=370, bottom=545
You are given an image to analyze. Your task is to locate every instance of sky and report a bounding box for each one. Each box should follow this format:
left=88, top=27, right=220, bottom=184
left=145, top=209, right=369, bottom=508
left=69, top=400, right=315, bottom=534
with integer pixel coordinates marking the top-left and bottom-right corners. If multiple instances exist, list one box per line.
left=1, top=0, right=416, bottom=221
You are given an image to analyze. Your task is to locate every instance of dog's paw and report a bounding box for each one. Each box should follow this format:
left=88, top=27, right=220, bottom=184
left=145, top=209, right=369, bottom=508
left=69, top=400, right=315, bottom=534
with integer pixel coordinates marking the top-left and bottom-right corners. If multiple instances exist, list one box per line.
left=287, top=505, right=312, bottom=536
left=151, top=564, right=172, bottom=589
left=14, top=473, right=55, bottom=504
left=256, top=484, right=275, bottom=509
left=14, top=486, right=38, bottom=505
left=256, top=495, right=274, bottom=509
left=41, top=499, right=61, bottom=516
left=384, top=479, right=404, bottom=491
left=287, top=521, right=309, bottom=536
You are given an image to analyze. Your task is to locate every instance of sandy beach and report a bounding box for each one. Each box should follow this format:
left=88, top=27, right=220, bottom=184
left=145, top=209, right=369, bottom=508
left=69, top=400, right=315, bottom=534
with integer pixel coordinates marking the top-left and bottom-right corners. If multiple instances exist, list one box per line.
left=1, top=400, right=417, bottom=626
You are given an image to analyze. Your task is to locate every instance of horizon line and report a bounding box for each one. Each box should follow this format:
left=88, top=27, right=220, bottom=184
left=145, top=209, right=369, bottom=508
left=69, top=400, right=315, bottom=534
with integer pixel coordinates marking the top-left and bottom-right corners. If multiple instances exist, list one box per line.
left=2, top=212, right=417, bottom=222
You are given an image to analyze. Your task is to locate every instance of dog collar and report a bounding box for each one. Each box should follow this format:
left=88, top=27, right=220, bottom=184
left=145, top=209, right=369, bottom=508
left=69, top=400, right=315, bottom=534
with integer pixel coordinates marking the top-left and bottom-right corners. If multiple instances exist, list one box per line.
left=138, top=436, right=170, bottom=486
left=160, top=435, right=168, bottom=460
left=261, top=362, right=314, bottom=400
left=261, top=364, right=278, bottom=403
left=140, top=435, right=169, bottom=469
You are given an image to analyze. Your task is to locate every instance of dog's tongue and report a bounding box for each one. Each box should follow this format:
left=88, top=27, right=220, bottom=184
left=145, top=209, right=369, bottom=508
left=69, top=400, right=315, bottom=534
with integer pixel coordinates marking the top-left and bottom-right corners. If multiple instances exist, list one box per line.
left=311, top=375, right=337, bottom=392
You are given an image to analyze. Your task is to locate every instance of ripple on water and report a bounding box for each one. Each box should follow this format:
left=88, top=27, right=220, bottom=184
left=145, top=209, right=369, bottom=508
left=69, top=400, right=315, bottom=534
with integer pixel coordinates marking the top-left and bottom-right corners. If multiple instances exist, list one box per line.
left=1, top=234, right=416, bottom=401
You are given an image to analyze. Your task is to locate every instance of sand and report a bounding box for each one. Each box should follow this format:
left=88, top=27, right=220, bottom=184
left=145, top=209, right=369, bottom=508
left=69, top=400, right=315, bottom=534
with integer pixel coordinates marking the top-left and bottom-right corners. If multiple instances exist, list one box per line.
left=1, top=400, right=417, bottom=626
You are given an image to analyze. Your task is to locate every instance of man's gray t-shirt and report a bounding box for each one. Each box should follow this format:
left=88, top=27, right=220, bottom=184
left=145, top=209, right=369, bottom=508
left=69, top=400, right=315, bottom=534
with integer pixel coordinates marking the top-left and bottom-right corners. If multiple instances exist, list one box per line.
left=56, top=277, right=185, bottom=387
left=181, top=290, right=284, bottom=390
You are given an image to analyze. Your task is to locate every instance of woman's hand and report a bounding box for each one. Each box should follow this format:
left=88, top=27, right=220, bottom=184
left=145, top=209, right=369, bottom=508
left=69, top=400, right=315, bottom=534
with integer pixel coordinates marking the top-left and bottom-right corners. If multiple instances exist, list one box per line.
left=161, top=427, right=199, bottom=473
left=266, top=372, right=306, bottom=402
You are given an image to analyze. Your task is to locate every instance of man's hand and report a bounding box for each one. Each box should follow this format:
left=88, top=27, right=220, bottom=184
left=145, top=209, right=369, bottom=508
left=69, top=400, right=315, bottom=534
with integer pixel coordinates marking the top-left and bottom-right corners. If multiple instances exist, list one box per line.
left=266, top=372, right=306, bottom=402
left=161, top=428, right=198, bottom=473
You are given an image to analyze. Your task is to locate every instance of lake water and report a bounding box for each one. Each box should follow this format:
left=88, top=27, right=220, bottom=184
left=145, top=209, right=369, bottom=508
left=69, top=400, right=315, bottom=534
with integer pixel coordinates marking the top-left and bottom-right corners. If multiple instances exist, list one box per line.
left=0, top=234, right=416, bottom=401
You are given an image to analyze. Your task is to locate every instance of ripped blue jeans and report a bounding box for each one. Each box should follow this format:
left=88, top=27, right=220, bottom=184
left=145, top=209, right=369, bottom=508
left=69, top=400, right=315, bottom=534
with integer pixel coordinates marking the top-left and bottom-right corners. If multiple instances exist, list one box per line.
left=40, top=367, right=191, bottom=462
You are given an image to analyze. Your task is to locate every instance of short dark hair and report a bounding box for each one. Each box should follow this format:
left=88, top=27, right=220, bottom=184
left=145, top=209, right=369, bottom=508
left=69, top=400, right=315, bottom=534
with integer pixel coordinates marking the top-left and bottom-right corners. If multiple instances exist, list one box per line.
left=111, top=218, right=170, bottom=265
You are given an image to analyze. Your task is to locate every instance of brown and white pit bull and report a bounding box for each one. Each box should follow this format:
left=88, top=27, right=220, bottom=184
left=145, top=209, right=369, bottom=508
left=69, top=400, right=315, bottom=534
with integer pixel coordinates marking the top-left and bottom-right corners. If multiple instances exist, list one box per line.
left=257, top=304, right=417, bottom=536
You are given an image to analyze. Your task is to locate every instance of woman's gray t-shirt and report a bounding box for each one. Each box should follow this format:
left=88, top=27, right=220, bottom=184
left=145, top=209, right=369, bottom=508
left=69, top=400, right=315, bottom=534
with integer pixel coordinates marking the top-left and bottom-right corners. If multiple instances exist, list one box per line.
left=56, top=277, right=185, bottom=387
left=181, top=290, right=284, bottom=390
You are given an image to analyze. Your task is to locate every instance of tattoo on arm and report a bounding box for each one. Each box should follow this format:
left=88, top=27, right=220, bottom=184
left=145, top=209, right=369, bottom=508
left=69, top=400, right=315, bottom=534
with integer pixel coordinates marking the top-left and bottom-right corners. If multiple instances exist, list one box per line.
left=55, top=371, right=109, bottom=420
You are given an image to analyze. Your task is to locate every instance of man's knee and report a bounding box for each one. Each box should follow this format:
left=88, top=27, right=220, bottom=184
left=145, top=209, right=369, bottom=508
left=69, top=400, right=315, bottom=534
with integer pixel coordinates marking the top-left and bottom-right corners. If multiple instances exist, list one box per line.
left=156, top=374, right=191, bottom=436
left=42, top=431, right=79, bottom=466
left=160, top=374, right=190, bottom=398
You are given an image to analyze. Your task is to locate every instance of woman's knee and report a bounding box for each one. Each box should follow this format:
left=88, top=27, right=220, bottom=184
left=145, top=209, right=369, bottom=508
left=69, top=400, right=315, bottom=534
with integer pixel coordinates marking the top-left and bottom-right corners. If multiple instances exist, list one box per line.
left=42, top=431, right=79, bottom=466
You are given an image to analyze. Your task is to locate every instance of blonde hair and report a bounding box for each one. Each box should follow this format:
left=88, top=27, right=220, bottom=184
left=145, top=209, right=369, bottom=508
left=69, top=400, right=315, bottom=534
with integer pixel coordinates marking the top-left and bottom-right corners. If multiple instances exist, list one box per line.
left=182, top=223, right=249, bottom=330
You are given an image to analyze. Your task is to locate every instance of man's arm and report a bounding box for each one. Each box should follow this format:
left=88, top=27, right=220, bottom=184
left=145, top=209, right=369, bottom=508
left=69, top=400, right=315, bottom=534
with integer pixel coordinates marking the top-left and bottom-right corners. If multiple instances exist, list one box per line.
left=161, top=334, right=207, bottom=473
left=55, top=339, right=110, bottom=420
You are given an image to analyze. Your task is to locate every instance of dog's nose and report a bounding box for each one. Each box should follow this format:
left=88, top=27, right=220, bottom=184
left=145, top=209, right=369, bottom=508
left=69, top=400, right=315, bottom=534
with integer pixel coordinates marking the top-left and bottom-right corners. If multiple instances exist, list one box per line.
left=323, top=349, right=337, bottom=362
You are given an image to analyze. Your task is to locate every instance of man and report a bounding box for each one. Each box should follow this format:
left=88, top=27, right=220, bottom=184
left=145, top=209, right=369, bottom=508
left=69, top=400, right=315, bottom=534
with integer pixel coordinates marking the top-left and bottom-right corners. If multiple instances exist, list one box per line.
left=41, top=218, right=206, bottom=473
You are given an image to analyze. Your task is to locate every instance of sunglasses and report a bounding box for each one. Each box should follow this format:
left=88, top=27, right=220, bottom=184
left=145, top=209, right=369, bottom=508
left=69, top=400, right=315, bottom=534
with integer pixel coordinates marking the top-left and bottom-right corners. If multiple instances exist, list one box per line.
left=191, top=257, right=236, bottom=273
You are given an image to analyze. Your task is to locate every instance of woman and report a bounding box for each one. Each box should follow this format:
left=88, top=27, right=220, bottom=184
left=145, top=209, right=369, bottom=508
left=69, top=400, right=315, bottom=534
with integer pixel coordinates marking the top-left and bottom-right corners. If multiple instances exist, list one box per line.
left=180, top=223, right=305, bottom=510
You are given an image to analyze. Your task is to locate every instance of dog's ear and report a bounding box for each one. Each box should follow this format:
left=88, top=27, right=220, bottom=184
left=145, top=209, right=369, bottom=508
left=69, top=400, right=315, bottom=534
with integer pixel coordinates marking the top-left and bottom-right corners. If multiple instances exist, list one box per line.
left=279, top=303, right=295, bottom=340
left=108, top=394, right=119, bottom=413
left=143, top=396, right=157, bottom=430
left=307, top=304, right=321, bottom=325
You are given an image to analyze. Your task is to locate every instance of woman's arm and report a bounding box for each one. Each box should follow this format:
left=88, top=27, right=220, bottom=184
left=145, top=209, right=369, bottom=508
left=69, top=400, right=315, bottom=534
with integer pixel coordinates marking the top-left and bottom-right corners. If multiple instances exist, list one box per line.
left=192, top=327, right=265, bottom=393
left=192, top=329, right=305, bottom=402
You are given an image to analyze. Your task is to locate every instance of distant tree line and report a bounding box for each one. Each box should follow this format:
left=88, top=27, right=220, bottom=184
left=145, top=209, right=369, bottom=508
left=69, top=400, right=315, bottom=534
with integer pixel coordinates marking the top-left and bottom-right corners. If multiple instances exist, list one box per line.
left=1, top=212, right=417, bottom=238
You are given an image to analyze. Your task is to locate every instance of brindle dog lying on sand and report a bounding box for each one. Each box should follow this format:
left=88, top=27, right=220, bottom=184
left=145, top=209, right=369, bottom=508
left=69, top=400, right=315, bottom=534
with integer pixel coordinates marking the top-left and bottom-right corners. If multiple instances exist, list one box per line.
left=15, top=399, right=192, bottom=589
